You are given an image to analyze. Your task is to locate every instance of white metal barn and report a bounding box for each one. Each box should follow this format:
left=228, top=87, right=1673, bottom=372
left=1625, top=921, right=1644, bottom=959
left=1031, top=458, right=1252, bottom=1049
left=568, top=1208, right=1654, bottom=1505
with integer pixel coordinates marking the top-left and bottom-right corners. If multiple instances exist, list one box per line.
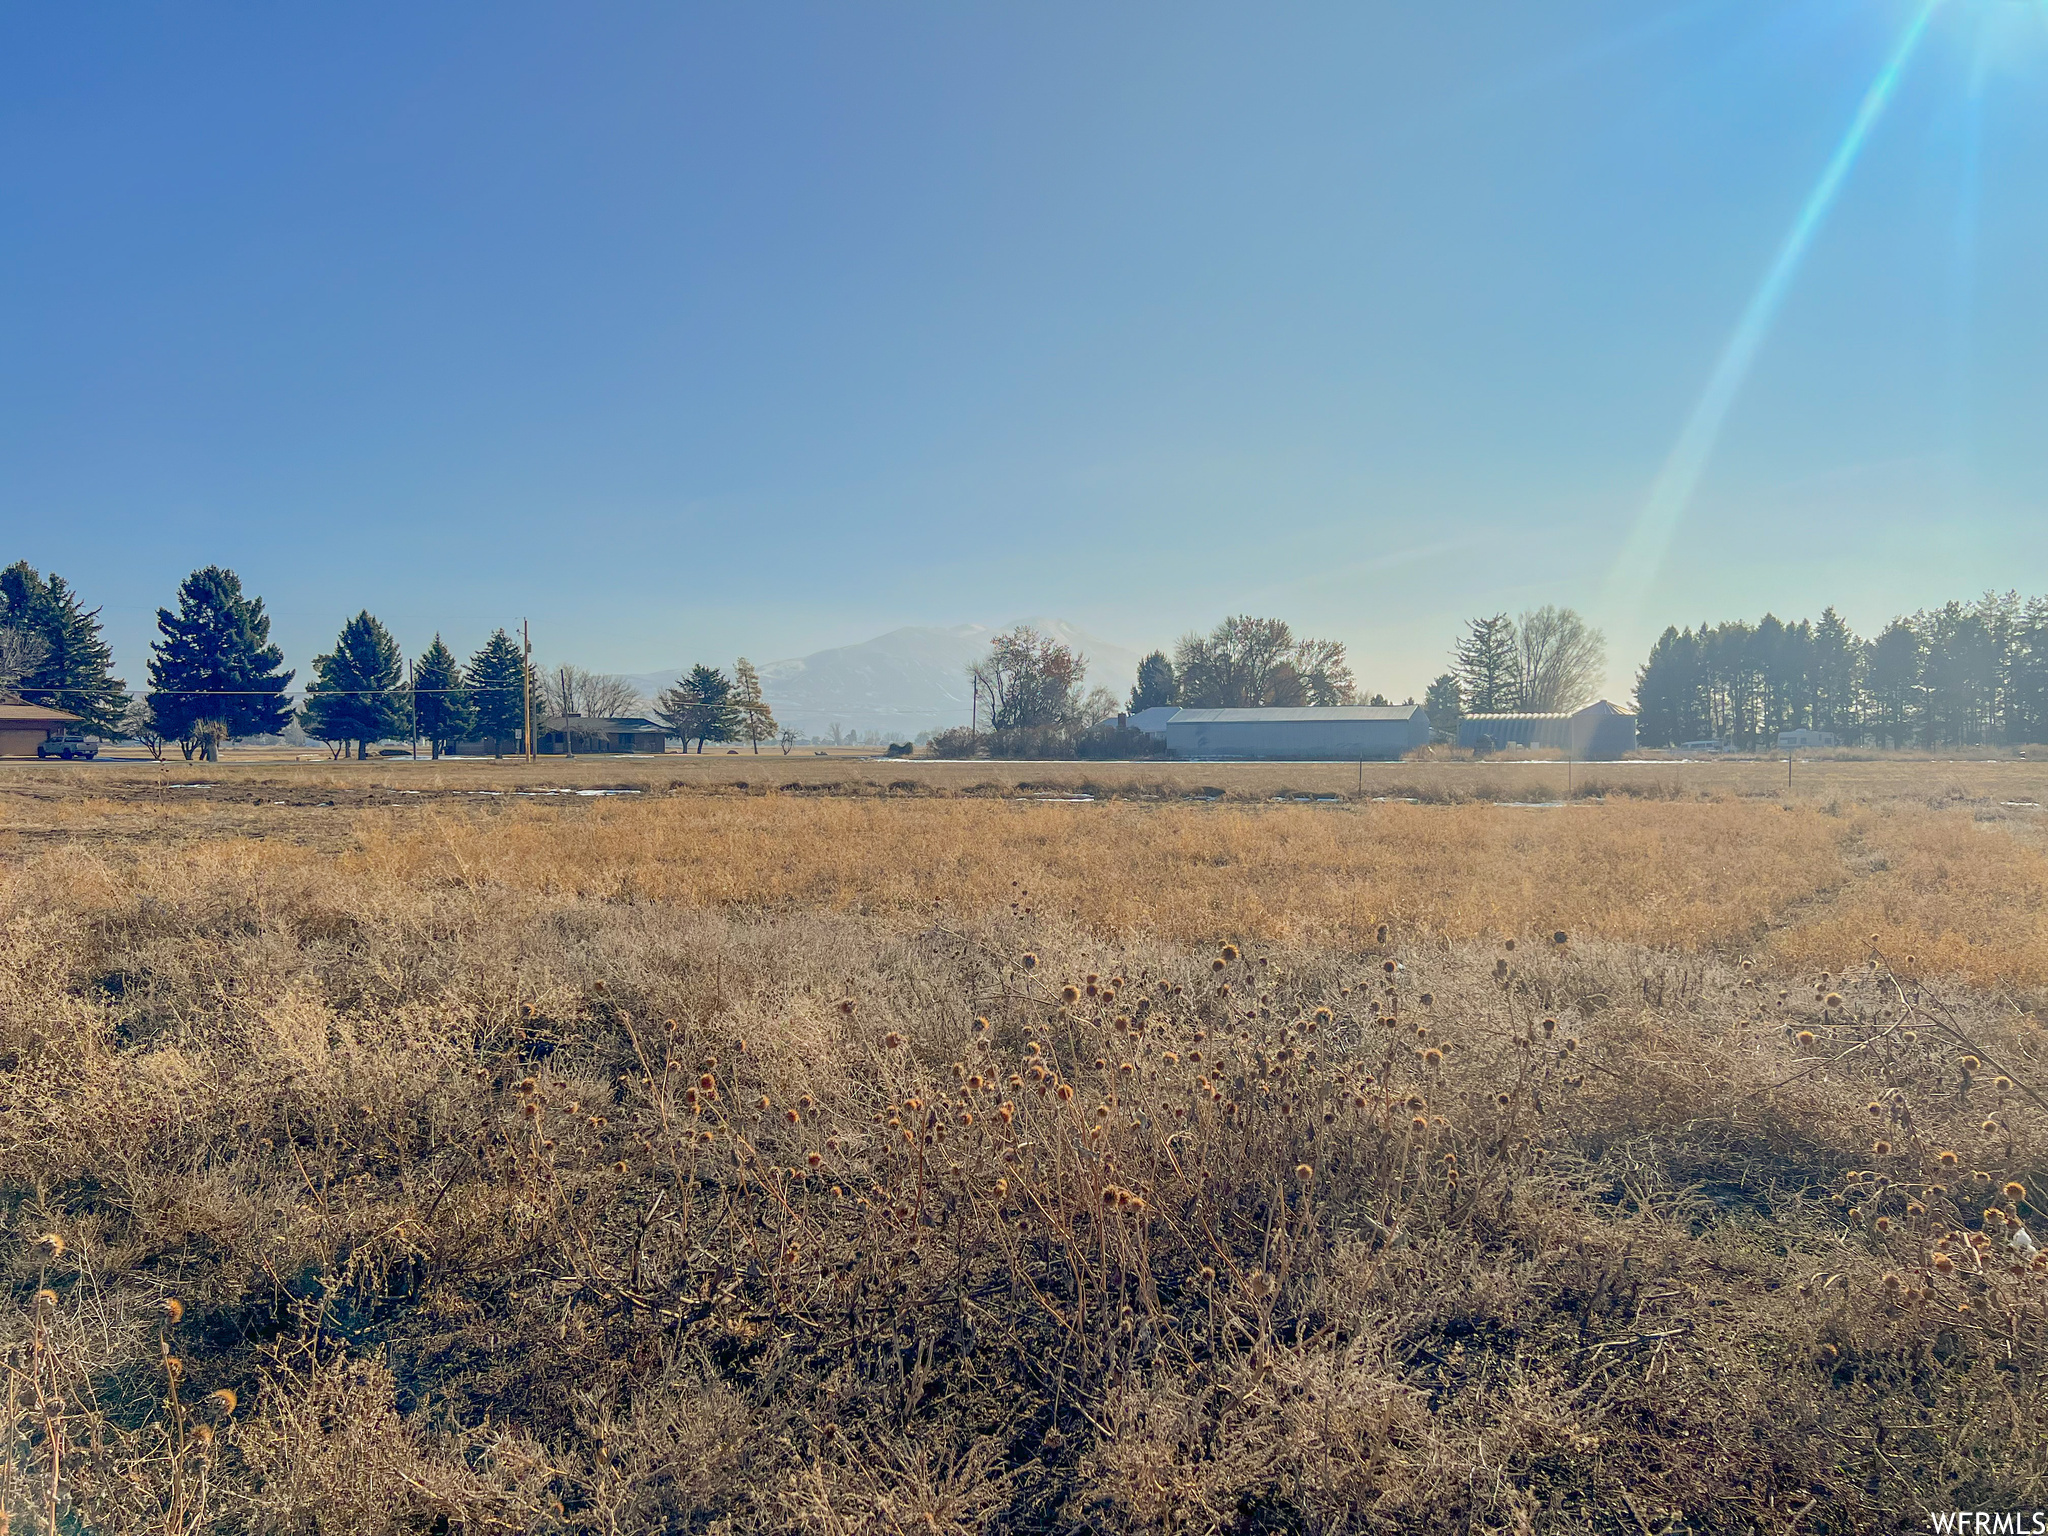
left=1128, top=705, right=1431, bottom=761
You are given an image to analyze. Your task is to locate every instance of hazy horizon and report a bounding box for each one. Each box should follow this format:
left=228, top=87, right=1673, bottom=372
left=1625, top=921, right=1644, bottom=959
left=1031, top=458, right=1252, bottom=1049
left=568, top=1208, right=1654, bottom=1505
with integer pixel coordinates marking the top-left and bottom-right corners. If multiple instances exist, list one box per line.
left=7, top=2, right=2045, bottom=705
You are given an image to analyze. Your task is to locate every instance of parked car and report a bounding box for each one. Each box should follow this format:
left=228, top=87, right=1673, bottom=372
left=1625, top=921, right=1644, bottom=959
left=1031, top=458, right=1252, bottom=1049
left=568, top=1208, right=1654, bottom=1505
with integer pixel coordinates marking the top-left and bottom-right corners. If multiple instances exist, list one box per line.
left=37, top=730, right=98, bottom=760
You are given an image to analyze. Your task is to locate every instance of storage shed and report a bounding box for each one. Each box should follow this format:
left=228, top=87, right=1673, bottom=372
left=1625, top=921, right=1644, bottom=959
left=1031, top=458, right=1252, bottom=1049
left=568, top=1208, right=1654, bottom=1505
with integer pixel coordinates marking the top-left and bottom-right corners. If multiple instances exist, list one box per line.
left=1457, top=699, right=1637, bottom=760
left=1153, top=705, right=1431, bottom=761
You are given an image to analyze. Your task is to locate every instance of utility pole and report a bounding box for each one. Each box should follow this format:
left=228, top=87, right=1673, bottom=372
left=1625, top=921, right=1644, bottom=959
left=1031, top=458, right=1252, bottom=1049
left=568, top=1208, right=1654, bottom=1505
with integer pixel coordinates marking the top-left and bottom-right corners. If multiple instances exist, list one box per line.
left=409, top=659, right=419, bottom=760
left=522, top=620, right=536, bottom=764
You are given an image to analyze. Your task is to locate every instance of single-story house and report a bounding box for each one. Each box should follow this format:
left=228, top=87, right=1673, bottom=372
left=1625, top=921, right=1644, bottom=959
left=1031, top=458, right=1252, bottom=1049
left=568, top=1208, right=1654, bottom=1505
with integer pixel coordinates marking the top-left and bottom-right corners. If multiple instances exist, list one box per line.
left=1457, top=700, right=1638, bottom=760
left=0, top=702, right=84, bottom=758
left=534, top=714, right=668, bottom=755
left=1128, top=705, right=1431, bottom=761
left=448, top=716, right=667, bottom=757
left=1778, top=728, right=1838, bottom=749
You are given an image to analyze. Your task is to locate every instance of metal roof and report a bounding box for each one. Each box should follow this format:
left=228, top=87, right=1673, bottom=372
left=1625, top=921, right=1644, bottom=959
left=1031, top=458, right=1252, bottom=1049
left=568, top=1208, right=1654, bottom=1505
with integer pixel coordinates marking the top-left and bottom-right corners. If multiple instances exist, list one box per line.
left=1464, top=700, right=1634, bottom=721
left=1167, top=706, right=1425, bottom=724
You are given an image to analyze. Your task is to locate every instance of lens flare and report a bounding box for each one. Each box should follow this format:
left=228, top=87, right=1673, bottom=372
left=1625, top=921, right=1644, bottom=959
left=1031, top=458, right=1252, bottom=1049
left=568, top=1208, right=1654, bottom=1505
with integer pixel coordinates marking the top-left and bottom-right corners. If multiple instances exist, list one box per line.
left=1602, top=0, right=1941, bottom=629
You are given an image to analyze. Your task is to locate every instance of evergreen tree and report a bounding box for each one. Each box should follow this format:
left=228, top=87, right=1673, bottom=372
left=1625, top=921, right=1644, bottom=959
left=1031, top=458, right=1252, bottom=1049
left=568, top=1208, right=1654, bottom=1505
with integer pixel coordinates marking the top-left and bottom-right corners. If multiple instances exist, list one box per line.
left=412, top=636, right=475, bottom=758
left=300, top=611, right=409, bottom=759
left=467, top=629, right=533, bottom=757
left=1632, top=627, right=1709, bottom=747
left=1863, top=621, right=1920, bottom=748
left=656, top=664, right=738, bottom=752
left=1752, top=615, right=1802, bottom=738
left=1809, top=608, right=1862, bottom=739
left=1423, top=672, right=1463, bottom=732
left=1918, top=601, right=1996, bottom=747
left=146, top=567, right=294, bottom=760
left=1128, top=651, right=1178, bottom=713
left=2009, top=599, right=2048, bottom=747
left=1453, top=614, right=1517, bottom=714
left=0, top=562, right=127, bottom=732
left=731, top=658, right=777, bottom=753
left=1981, top=590, right=2027, bottom=744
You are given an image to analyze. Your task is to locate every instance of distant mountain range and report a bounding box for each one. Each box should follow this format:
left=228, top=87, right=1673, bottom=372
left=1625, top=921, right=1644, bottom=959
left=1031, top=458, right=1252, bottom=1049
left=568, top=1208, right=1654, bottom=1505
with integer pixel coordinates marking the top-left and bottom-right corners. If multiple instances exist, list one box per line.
left=623, top=621, right=1143, bottom=739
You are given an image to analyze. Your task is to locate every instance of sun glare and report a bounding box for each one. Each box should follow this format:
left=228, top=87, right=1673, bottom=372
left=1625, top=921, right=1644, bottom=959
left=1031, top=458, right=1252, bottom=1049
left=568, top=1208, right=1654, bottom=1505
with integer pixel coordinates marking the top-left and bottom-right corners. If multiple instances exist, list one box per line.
left=1600, top=0, right=1943, bottom=630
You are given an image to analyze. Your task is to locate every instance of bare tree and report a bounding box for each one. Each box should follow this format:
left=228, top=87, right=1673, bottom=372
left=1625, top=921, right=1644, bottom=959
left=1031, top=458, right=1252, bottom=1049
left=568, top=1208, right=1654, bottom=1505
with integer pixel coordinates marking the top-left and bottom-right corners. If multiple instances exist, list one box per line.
left=1513, top=606, right=1606, bottom=712
left=121, top=695, right=168, bottom=760
left=580, top=672, right=645, bottom=717
left=1291, top=637, right=1356, bottom=706
left=547, top=666, right=645, bottom=720
left=968, top=626, right=1088, bottom=732
left=0, top=626, right=49, bottom=698
left=1078, top=685, right=1122, bottom=729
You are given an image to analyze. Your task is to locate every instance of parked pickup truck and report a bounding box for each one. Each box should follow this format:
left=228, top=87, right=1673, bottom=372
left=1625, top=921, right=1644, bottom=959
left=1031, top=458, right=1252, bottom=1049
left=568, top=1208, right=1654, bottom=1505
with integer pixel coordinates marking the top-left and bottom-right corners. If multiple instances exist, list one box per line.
left=36, top=731, right=98, bottom=760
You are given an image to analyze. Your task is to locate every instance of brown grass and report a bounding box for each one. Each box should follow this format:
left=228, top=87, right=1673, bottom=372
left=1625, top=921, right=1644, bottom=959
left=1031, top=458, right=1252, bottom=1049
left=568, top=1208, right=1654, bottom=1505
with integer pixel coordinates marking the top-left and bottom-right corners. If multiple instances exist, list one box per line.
left=1, top=776, right=2046, bottom=1531
left=13, top=747, right=2048, bottom=810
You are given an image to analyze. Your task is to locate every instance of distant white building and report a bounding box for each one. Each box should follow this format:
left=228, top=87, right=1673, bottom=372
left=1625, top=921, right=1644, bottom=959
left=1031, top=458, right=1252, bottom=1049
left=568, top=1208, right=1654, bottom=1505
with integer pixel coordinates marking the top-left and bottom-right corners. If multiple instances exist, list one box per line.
left=1125, top=705, right=1430, bottom=761
left=1777, top=728, right=1839, bottom=749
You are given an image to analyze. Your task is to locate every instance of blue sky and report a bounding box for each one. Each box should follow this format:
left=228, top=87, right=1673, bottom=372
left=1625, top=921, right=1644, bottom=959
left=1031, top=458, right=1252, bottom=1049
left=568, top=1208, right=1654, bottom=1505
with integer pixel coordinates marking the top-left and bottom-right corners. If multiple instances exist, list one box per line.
left=4, top=1, right=2045, bottom=703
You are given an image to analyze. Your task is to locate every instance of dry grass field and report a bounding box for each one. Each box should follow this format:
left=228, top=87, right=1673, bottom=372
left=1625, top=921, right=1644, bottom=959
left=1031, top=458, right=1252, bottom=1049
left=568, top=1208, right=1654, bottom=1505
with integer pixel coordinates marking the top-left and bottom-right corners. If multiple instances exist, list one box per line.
left=2, top=760, right=2046, bottom=1532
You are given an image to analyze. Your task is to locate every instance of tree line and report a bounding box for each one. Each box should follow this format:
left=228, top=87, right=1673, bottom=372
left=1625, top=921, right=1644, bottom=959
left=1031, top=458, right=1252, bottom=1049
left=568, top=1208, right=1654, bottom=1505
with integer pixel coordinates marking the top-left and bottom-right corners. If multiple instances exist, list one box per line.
left=0, top=560, right=786, bottom=761
left=16, top=558, right=2045, bottom=762
left=1632, top=594, right=2048, bottom=749
left=1126, top=616, right=1374, bottom=713
left=932, top=616, right=1385, bottom=759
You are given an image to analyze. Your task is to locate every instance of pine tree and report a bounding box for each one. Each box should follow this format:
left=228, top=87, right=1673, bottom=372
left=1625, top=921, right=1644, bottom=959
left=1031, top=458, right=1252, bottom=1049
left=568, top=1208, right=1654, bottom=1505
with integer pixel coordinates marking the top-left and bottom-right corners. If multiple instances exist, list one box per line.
left=1128, top=651, right=1178, bottom=713
left=656, top=665, right=737, bottom=753
left=0, top=562, right=127, bottom=733
left=1865, top=621, right=1921, bottom=748
left=146, top=567, right=294, bottom=760
left=731, top=658, right=777, bottom=754
left=1453, top=614, right=1517, bottom=714
left=467, top=630, right=533, bottom=757
left=412, top=636, right=475, bottom=758
left=1423, top=672, right=1462, bottom=732
left=300, top=611, right=409, bottom=759
left=1633, top=627, right=1706, bottom=747
left=2010, top=599, right=2048, bottom=747
left=1809, top=608, right=1862, bottom=740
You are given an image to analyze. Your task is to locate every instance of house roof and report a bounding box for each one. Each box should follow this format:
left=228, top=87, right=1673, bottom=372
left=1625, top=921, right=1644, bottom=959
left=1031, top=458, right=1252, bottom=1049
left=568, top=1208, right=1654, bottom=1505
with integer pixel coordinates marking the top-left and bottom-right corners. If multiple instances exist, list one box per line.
left=0, top=702, right=82, bottom=725
left=539, top=715, right=665, bottom=732
left=1168, top=706, right=1426, bottom=724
